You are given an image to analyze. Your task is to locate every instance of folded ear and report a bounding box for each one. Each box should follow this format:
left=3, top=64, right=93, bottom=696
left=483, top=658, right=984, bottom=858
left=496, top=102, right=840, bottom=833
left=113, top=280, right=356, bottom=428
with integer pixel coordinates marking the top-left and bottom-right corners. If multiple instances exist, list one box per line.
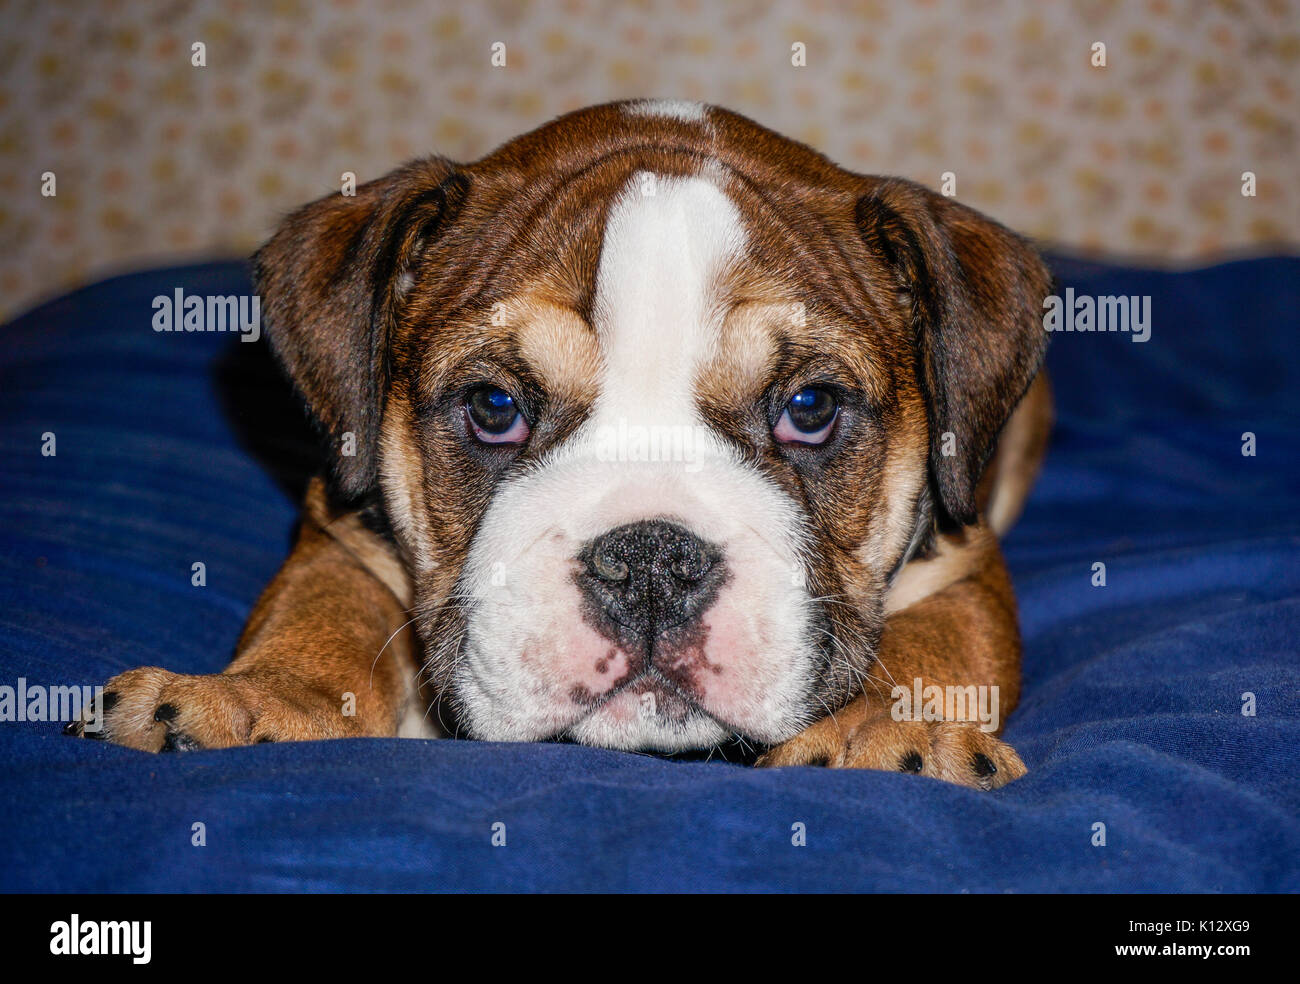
left=855, top=178, right=1051, bottom=528
left=254, top=158, right=465, bottom=500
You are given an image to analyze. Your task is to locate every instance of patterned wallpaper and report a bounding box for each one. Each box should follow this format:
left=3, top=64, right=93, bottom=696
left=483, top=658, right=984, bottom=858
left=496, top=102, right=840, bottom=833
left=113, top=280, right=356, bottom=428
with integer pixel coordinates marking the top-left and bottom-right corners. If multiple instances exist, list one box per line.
left=1, top=0, right=1297, bottom=320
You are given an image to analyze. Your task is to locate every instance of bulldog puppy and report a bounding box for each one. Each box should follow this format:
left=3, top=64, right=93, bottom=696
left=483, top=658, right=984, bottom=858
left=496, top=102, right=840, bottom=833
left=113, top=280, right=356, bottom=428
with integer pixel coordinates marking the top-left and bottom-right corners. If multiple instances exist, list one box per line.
left=70, top=100, right=1052, bottom=789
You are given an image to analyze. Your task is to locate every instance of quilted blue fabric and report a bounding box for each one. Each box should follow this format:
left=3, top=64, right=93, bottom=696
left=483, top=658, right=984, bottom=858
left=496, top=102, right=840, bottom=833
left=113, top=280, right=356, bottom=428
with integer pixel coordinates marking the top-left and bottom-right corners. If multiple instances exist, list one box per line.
left=0, top=256, right=1296, bottom=892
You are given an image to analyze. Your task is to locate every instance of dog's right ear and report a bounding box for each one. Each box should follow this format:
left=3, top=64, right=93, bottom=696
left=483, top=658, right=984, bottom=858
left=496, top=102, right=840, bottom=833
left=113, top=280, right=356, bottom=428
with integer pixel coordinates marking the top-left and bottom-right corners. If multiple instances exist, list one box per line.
left=254, top=158, right=466, bottom=501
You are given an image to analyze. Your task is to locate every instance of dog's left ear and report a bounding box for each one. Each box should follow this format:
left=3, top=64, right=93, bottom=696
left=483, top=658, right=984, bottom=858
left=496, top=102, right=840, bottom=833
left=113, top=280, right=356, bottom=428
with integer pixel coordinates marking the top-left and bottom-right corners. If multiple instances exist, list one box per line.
left=855, top=178, right=1051, bottom=528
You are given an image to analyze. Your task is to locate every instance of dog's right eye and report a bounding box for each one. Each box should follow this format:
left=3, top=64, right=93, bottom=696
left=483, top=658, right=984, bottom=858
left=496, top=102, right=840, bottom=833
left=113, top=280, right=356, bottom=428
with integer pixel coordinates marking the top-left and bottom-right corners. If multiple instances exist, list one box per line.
left=465, top=386, right=530, bottom=444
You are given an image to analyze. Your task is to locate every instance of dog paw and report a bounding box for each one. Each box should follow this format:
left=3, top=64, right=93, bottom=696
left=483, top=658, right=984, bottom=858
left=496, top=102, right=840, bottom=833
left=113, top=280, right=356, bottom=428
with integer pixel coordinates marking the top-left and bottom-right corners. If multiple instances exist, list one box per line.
left=756, top=703, right=1026, bottom=790
left=64, top=666, right=352, bottom=752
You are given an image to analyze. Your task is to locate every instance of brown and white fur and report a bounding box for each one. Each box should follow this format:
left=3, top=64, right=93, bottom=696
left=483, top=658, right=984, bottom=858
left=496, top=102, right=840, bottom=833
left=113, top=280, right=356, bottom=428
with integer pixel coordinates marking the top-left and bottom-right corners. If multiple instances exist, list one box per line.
left=69, top=100, right=1053, bottom=789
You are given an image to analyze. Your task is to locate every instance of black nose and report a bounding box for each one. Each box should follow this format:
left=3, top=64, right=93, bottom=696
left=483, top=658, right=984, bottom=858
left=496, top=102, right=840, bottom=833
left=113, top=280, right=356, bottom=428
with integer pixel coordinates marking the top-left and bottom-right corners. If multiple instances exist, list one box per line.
left=577, top=520, right=724, bottom=644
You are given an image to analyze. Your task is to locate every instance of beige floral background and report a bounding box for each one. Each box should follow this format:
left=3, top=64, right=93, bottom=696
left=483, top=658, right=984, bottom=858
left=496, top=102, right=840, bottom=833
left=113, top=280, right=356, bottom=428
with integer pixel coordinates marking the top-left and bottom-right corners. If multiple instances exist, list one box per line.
left=1, top=0, right=1297, bottom=321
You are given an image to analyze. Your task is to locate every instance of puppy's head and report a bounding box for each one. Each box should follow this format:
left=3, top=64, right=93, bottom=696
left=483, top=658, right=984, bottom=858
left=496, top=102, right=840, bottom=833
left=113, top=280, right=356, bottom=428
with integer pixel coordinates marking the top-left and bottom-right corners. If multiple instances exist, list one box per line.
left=256, top=101, right=1050, bottom=751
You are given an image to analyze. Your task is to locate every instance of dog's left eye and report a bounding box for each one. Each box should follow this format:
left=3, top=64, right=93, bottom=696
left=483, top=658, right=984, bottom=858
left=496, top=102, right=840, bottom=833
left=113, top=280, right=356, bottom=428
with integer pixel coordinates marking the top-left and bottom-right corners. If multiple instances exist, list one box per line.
left=465, top=386, right=530, bottom=444
left=774, top=387, right=838, bottom=445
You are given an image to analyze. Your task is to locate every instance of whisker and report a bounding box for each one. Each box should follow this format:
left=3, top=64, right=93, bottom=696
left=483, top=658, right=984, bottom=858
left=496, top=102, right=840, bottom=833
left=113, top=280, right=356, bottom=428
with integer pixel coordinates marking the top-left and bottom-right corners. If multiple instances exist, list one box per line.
left=370, top=615, right=421, bottom=690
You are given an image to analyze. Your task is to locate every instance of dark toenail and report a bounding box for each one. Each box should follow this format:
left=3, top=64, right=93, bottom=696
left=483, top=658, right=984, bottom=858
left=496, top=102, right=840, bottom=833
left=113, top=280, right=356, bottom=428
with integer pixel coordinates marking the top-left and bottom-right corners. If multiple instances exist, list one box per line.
left=100, top=691, right=119, bottom=713
left=807, top=755, right=828, bottom=767
left=900, top=751, right=924, bottom=773
left=255, top=736, right=274, bottom=744
left=154, top=703, right=178, bottom=723
left=972, top=753, right=997, bottom=777
left=62, top=720, right=79, bottom=735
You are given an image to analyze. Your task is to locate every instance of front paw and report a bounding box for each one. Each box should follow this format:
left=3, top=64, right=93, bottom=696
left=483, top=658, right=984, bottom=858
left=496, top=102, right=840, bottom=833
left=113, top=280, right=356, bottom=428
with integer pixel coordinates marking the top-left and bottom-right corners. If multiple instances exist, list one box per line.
left=757, top=703, right=1026, bottom=790
left=64, top=666, right=349, bottom=751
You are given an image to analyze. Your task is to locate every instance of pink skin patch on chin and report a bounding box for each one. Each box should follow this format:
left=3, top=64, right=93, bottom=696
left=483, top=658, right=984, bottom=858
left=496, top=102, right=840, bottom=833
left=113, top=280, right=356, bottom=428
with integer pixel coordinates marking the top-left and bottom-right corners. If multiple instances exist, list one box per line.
left=555, top=619, right=637, bottom=705
left=670, top=593, right=775, bottom=727
left=591, top=690, right=639, bottom=725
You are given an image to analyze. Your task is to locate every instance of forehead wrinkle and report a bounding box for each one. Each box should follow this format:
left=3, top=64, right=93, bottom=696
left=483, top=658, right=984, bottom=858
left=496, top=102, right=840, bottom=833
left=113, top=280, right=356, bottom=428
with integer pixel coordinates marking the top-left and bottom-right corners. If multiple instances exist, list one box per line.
left=713, top=164, right=889, bottom=332
left=476, top=147, right=722, bottom=298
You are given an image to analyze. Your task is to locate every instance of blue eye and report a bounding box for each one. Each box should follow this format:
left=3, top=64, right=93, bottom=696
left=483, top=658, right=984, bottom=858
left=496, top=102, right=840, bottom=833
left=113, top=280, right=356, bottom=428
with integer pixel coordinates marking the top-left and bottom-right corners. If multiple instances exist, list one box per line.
left=790, top=388, right=821, bottom=410
left=466, top=386, right=530, bottom=444
left=774, top=387, right=838, bottom=445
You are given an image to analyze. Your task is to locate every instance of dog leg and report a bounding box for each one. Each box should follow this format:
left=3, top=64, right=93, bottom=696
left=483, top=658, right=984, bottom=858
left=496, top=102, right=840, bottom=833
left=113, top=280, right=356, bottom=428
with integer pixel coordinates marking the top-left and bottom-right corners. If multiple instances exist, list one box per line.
left=68, top=479, right=424, bottom=751
left=757, top=529, right=1027, bottom=789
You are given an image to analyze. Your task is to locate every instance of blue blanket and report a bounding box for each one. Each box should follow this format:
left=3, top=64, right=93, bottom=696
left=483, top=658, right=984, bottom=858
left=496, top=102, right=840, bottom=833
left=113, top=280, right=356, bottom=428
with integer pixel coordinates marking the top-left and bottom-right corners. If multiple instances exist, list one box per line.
left=1, top=256, right=1296, bottom=893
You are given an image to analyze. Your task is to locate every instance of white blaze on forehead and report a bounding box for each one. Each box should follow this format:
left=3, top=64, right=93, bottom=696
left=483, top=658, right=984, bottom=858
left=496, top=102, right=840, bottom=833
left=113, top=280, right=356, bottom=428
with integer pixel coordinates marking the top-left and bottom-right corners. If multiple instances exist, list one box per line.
left=592, top=174, right=745, bottom=424
left=622, top=98, right=708, bottom=122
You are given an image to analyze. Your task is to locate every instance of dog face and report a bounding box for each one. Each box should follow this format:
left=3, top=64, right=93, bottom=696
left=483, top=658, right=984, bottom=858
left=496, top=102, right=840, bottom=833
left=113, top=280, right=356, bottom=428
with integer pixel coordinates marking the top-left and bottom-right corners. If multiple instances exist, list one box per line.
left=256, top=100, right=1050, bottom=751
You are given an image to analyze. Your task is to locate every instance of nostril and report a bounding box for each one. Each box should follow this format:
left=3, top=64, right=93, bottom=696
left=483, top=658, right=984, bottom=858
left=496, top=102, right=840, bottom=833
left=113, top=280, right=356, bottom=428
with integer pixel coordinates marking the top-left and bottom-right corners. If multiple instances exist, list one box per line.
left=669, top=549, right=713, bottom=584
left=590, top=552, right=630, bottom=582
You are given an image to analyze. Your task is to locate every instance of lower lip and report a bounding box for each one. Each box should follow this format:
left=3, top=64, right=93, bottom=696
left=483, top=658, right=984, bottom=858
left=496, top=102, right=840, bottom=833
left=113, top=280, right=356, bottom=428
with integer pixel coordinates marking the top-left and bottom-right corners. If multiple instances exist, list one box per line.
left=583, top=675, right=696, bottom=724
